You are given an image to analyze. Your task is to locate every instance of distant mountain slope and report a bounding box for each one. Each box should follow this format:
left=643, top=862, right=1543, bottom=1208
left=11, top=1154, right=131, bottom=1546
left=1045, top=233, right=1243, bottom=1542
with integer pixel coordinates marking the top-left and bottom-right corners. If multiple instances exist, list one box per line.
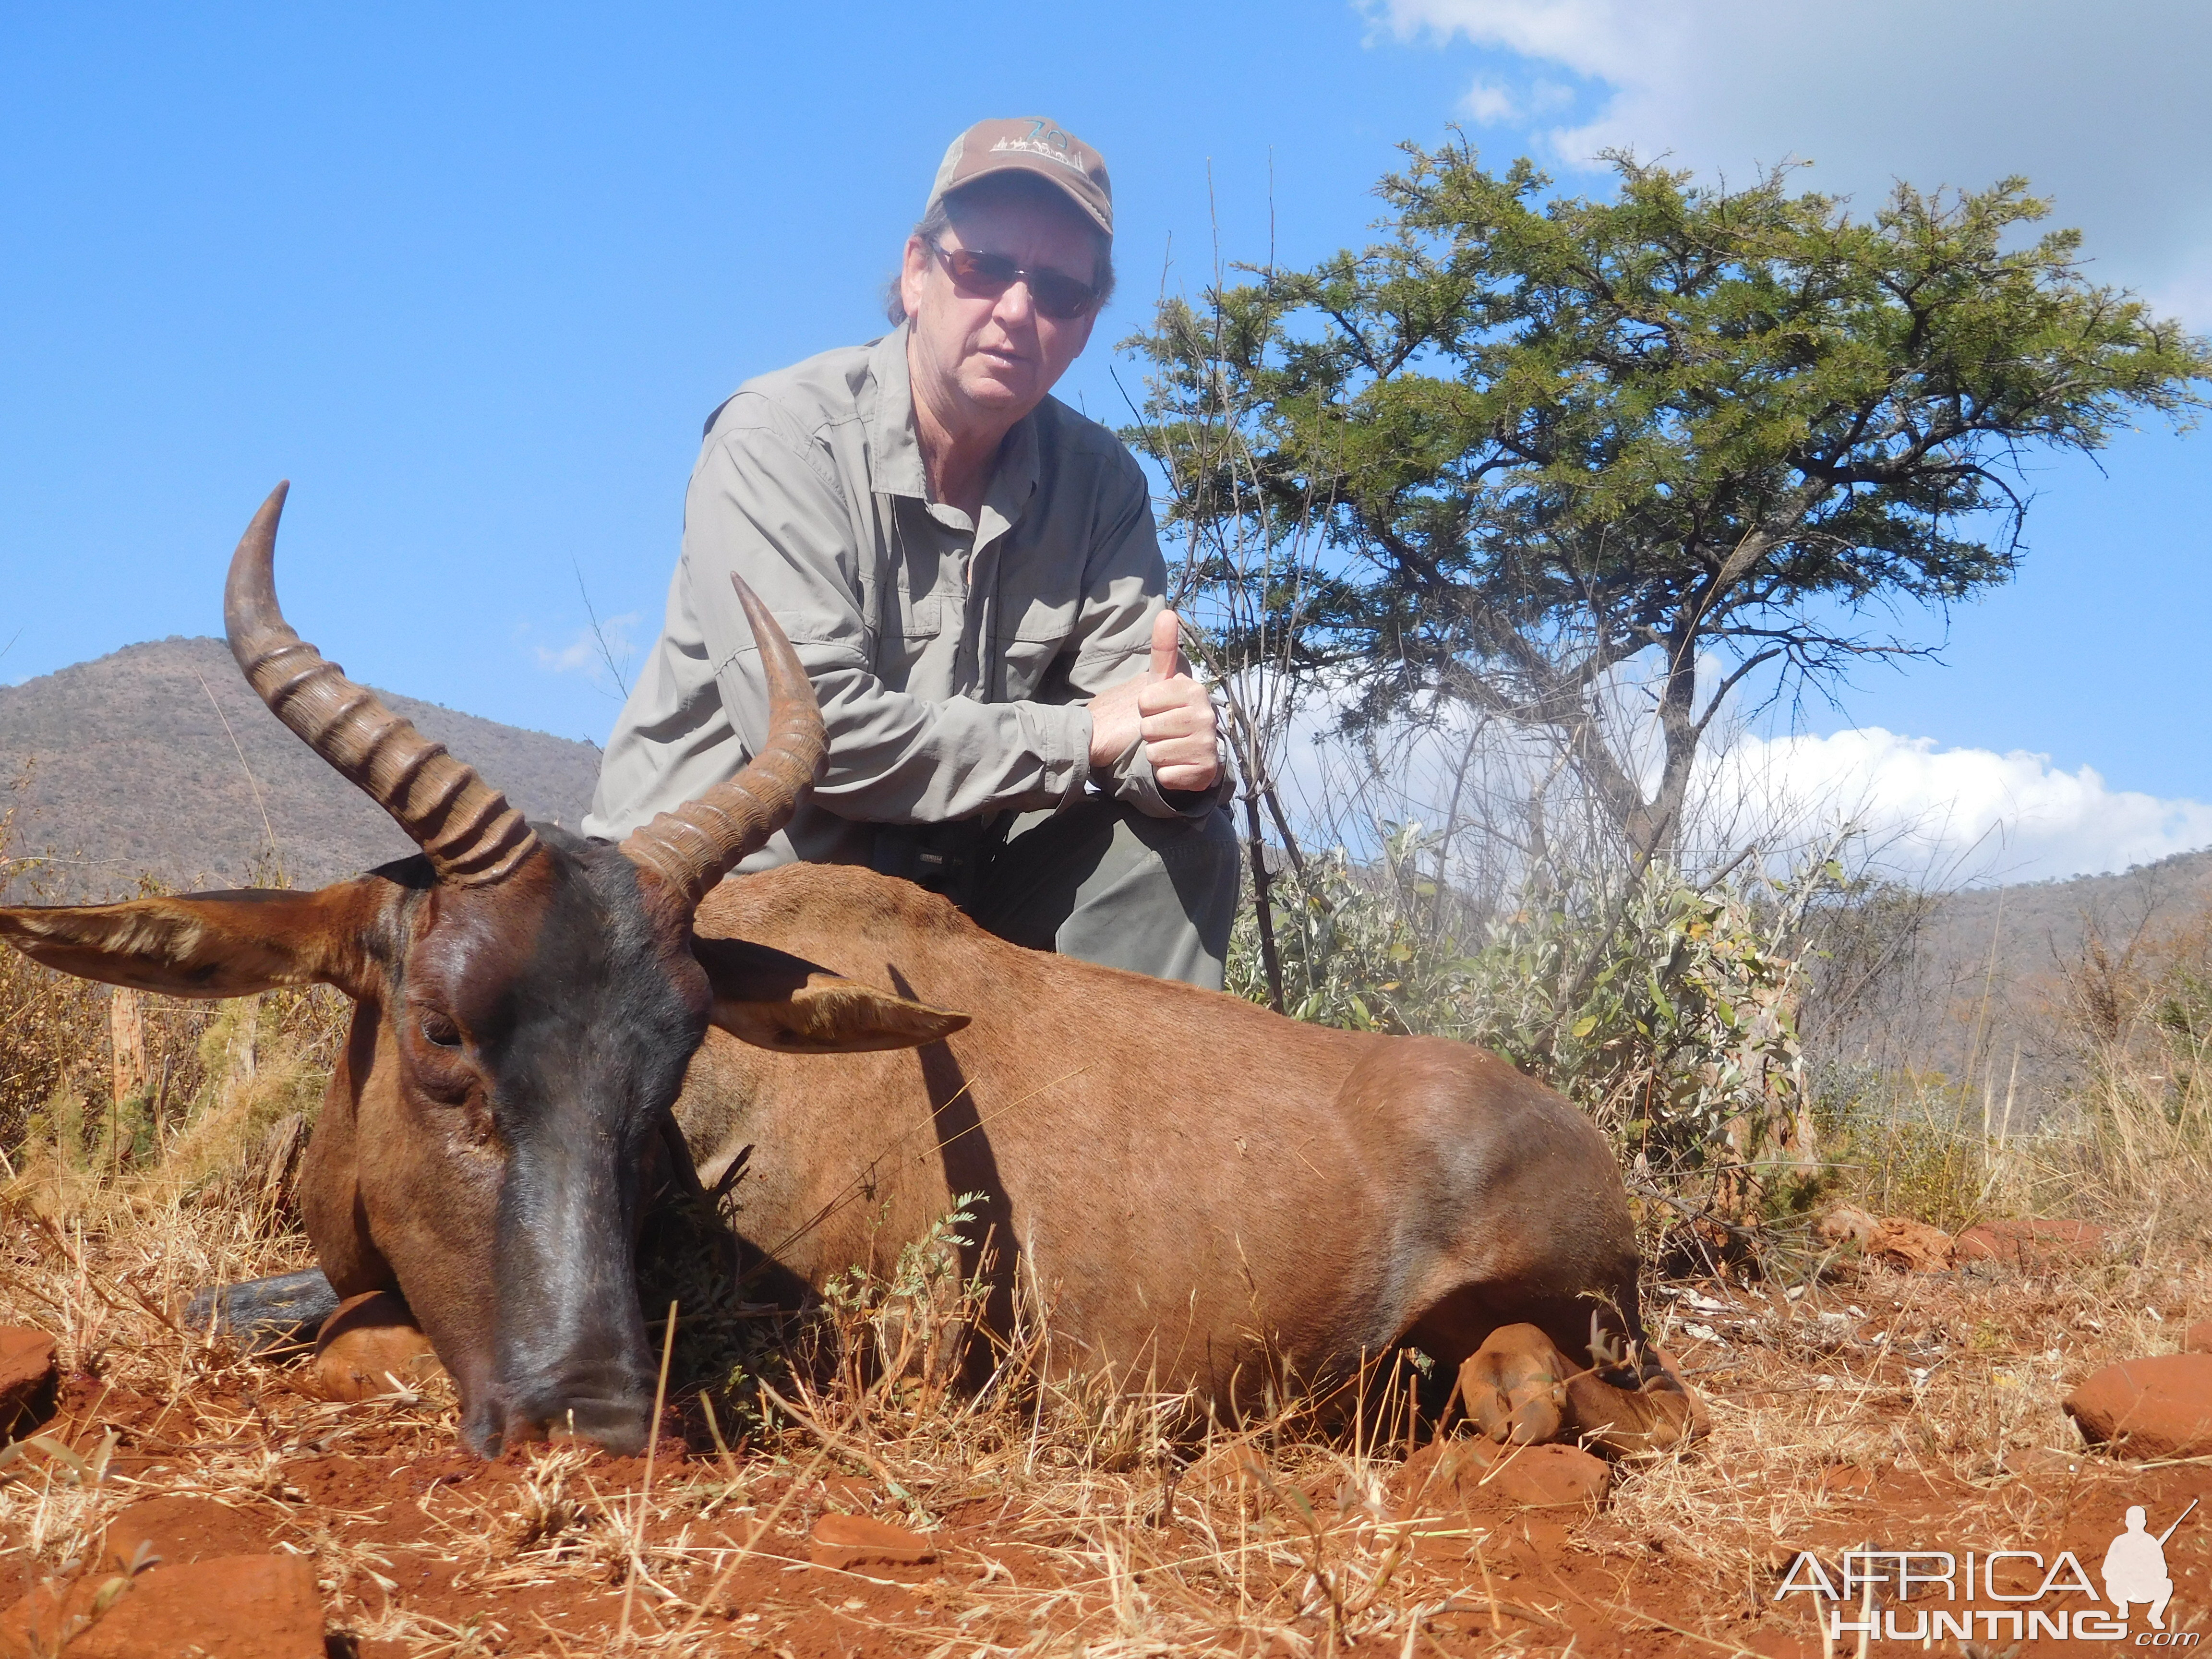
left=1811, top=844, right=2212, bottom=1115
left=1, top=637, right=602, bottom=897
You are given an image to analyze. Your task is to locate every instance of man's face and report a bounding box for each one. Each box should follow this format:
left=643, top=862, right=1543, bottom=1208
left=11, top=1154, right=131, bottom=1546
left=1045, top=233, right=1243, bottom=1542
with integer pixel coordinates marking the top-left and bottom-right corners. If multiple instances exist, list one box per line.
left=900, top=187, right=1101, bottom=436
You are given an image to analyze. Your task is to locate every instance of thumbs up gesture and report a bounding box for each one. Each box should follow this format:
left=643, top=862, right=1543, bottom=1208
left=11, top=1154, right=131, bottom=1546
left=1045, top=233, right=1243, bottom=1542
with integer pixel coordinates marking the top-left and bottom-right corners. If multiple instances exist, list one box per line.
left=1084, top=609, right=1222, bottom=794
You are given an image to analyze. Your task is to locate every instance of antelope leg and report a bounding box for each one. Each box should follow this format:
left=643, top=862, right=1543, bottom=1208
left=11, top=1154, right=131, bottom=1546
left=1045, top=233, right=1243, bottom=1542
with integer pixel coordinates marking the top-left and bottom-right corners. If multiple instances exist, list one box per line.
left=183, top=1267, right=341, bottom=1353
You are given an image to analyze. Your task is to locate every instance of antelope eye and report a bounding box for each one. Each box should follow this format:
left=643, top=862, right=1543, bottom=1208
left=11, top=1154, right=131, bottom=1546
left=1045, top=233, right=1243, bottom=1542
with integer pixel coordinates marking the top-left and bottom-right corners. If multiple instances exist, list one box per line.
left=418, top=1011, right=464, bottom=1049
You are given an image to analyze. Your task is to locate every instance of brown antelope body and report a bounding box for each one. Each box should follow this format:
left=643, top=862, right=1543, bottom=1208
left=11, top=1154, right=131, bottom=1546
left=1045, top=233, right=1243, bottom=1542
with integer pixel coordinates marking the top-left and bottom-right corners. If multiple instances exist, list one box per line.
left=679, top=864, right=1646, bottom=1403
left=0, top=487, right=1670, bottom=1457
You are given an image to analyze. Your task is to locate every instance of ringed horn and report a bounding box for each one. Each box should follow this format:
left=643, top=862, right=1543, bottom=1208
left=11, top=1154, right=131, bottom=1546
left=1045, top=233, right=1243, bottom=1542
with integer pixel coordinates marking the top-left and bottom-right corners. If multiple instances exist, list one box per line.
left=223, top=481, right=826, bottom=902
left=618, top=579, right=828, bottom=911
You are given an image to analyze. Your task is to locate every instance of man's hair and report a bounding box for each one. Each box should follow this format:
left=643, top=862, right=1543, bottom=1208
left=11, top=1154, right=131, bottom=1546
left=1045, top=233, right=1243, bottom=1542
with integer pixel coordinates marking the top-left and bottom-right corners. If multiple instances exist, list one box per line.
left=883, top=173, right=1116, bottom=325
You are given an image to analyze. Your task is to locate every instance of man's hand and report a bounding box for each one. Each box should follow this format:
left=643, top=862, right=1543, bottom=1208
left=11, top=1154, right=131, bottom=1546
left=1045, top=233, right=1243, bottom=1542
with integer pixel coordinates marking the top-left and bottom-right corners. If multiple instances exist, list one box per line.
left=1085, top=611, right=1221, bottom=794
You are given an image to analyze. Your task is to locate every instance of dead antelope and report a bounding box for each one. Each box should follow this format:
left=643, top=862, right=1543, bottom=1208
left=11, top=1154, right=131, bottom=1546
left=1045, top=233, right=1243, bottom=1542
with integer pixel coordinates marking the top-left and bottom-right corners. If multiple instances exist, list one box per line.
left=0, top=486, right=1694, bottom=1458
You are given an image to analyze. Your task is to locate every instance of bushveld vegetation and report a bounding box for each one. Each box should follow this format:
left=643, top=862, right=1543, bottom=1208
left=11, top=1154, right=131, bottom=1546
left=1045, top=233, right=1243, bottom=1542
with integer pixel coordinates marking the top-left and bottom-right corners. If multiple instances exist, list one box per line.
left=3, top=144, right=2211, bottom=1654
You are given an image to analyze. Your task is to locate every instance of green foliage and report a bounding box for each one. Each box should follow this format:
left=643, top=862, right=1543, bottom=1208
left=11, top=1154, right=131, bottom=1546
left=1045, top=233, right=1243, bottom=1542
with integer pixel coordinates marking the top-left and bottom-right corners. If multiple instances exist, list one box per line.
left=1128, top=140, right=2211, bottom=850
left=1232, top=836, right=1835, bottom=1189
left=1231, top=826, right=1488, bottom=1039
left=1810, top=1063, right=1994, bottom=1232
left=814, top=1196, right=990, bottom=1431
left=817, top=1194, right=983, bottom=1349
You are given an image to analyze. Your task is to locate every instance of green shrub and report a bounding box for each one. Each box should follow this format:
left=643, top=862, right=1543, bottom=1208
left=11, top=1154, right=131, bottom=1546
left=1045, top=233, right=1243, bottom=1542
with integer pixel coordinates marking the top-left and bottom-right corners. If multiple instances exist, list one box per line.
left=1229, top=834, right=1837, bottom=1213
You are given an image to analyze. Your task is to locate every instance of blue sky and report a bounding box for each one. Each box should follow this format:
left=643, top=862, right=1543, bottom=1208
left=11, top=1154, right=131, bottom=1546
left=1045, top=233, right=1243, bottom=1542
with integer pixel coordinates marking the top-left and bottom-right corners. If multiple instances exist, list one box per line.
left=3, top=2, right=2206, bottom=878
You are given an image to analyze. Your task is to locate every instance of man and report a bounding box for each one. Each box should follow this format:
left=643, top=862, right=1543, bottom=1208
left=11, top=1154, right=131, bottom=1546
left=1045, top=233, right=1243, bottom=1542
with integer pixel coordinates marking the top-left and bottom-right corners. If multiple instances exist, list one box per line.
left=585, top=118, right=1240, bottom=987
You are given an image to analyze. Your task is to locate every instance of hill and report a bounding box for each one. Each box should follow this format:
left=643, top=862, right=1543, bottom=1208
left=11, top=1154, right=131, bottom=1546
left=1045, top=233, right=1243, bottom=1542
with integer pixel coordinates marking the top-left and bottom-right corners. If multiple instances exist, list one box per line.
left=1810, top=843, right=2212, bottom=1118
left=1, top=637, right=602, bottom=897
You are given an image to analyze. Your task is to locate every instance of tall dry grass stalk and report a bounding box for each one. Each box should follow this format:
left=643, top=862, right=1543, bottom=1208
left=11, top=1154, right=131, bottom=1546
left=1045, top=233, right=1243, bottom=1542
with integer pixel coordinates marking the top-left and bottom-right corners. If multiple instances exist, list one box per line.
left=5, top=987, right=346, bottom=1237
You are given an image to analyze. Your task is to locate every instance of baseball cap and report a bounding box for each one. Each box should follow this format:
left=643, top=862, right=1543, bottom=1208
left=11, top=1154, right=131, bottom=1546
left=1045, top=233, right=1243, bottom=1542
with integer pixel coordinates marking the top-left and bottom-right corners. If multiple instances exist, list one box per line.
left=924, top=117, right=1113, bottom=239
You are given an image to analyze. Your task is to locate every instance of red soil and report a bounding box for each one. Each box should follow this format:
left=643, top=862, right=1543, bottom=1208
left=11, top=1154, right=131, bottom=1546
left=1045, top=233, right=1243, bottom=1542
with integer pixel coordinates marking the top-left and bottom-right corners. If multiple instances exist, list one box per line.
left=4, top=1247, right=2210, bottom=1656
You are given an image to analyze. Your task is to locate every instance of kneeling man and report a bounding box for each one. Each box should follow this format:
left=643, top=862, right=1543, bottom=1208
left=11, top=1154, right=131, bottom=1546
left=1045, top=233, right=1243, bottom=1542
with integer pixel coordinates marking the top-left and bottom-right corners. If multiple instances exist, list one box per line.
left=586, top=117, right=1238, bottom=986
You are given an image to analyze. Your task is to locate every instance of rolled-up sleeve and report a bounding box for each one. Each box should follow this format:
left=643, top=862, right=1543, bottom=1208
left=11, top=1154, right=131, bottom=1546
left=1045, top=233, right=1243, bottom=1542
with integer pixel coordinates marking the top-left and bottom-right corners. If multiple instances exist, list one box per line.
left=691, top=414, right=1093, bottom=825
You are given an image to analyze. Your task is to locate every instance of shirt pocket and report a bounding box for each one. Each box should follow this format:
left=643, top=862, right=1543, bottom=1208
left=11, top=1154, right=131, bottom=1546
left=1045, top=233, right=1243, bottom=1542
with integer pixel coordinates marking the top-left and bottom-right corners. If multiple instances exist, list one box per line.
left=996, top=589, right=1080, bottom=700
left=871, top=587, right=950, bottom=688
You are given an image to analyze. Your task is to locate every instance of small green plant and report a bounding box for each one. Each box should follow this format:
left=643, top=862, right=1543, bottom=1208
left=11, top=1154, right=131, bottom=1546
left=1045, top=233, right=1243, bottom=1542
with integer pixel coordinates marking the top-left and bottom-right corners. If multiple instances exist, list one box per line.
left=1811, top=1063, right=1996, bottom=1231
left=816, top=1195, right=988, bottom=1420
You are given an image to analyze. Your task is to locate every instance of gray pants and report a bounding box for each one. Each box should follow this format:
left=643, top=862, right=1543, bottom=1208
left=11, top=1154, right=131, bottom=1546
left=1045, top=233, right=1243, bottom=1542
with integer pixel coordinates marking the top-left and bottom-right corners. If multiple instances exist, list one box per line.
left=896, top=798, right=1241, bottom=989
left=982, top=801, right=1247, bottom=995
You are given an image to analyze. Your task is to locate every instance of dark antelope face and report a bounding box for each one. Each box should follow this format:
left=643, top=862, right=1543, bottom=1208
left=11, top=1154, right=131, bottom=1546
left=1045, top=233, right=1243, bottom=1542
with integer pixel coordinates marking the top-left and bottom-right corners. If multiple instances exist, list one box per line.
left=0, top=485, right=965, bottom=1456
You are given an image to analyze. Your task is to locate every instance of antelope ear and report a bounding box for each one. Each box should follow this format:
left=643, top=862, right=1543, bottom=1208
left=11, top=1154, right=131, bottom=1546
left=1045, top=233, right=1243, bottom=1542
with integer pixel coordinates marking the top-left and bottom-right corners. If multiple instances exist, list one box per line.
left=692, top=936, right=970, bottom=1053
left=0, top=883, right=386, bottom=999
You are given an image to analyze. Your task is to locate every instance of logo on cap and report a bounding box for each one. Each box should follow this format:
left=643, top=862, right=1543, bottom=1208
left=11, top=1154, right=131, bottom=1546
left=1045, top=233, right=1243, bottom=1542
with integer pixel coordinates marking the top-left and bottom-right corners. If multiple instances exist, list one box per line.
left=990, top=119, right=1087, bottom=174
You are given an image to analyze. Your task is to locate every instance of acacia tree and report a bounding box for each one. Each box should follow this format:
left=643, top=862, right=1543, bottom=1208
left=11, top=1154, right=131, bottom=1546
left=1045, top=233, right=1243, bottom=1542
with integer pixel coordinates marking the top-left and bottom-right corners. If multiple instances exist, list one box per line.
left=1126, top=140, right=2211, bottom=861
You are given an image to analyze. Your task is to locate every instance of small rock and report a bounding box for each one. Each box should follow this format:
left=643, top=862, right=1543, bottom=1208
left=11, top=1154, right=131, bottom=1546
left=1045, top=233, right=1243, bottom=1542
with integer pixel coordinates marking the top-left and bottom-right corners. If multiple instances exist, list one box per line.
left=2181, top=1318, right=2212, bottom=1355
left=0, top=1328, right=58, bottom=1438
left=1395, top=1436, right=1493, bottom=1500
left=1817, top=1208, right=1957, bottom=1270
left=0, top=1553, right=324, bottom=1659
left=1864, top=1217, right=1954, bottom=1273
left=2064, top=1354, right=2212, bottom=1460
left=1955, top=1218, right=2111, bottom=1269
left=310, top=1292, right=444, bottom=1402
left=808, top=1513, right=938, bottom=1571
left=102, top=1496, right=272, bottom=1574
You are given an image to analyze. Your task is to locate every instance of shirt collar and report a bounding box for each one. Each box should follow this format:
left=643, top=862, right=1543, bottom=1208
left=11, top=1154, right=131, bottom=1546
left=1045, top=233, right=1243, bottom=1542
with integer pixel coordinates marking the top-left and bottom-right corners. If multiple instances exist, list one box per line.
left=866, top=322, right=1043, bottom=524
left=866, top=325, right=930, bottom=500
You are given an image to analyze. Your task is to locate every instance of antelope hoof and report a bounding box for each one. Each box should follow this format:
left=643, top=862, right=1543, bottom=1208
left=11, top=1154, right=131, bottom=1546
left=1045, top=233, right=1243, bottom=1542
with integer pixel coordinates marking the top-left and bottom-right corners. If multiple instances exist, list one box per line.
left=1462, top=1323, right=1570, bottom=1446
left=1562, top=1370, right=1698, bottom=1455
left=1563, top=1344, right=1707, bottom=1456
left=311, top=1291, right=445, bottom=1402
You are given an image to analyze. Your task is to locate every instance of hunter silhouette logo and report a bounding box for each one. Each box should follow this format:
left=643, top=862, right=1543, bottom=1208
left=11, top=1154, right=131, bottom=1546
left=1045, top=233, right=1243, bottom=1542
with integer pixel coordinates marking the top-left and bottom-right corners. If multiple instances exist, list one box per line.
left=2106, top=1500, right=2196, bottom=1632
left=1776, top=1497, right=2199, bottom=1644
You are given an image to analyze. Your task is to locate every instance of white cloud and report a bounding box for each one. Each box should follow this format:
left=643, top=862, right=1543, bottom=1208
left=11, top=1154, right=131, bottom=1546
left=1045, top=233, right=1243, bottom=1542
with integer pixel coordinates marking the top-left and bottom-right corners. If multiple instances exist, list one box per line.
left=1460, top=79, right=1521, bottom=124
left=532, top=614, right=639, bottom=683
left=1705, top=727, right=2212, bottom=885
left=1252, top=666, right=2212, bottom=886
left=1367, top=0, right=2212, bottom=323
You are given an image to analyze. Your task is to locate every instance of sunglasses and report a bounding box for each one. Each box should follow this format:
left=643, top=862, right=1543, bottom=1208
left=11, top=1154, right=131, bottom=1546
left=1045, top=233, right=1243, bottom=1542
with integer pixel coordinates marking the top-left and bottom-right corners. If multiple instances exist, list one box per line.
left=926, top=238, right=1100, bottom=322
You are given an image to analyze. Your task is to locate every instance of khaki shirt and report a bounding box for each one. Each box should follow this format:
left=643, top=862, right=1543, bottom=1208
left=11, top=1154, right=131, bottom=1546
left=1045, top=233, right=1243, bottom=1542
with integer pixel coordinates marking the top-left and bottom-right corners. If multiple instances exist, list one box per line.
left=583, top=325, right=1203, bottom=870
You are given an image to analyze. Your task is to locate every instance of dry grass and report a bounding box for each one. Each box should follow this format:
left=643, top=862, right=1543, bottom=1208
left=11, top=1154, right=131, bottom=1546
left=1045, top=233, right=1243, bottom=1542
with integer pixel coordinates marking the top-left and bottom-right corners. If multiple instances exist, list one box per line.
left=2, top=1166, right=2208, bottom=1656
left=1812, top=888, right=2212, bottom=1242
left=5, top=843, right=2212, bottom=1653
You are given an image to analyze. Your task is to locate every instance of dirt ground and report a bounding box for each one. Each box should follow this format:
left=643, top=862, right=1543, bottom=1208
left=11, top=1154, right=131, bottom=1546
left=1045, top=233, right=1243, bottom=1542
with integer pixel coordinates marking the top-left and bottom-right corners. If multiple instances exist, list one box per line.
left=2, top=1221, right=2208, bottom=1658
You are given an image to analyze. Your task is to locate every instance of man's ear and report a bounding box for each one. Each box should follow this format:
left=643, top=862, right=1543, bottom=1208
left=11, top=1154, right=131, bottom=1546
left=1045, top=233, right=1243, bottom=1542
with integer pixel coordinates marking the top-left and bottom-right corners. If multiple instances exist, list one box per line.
left=692, top=936, right=970, bottom=1054
left=0, top=882, right=388, bottom=1000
